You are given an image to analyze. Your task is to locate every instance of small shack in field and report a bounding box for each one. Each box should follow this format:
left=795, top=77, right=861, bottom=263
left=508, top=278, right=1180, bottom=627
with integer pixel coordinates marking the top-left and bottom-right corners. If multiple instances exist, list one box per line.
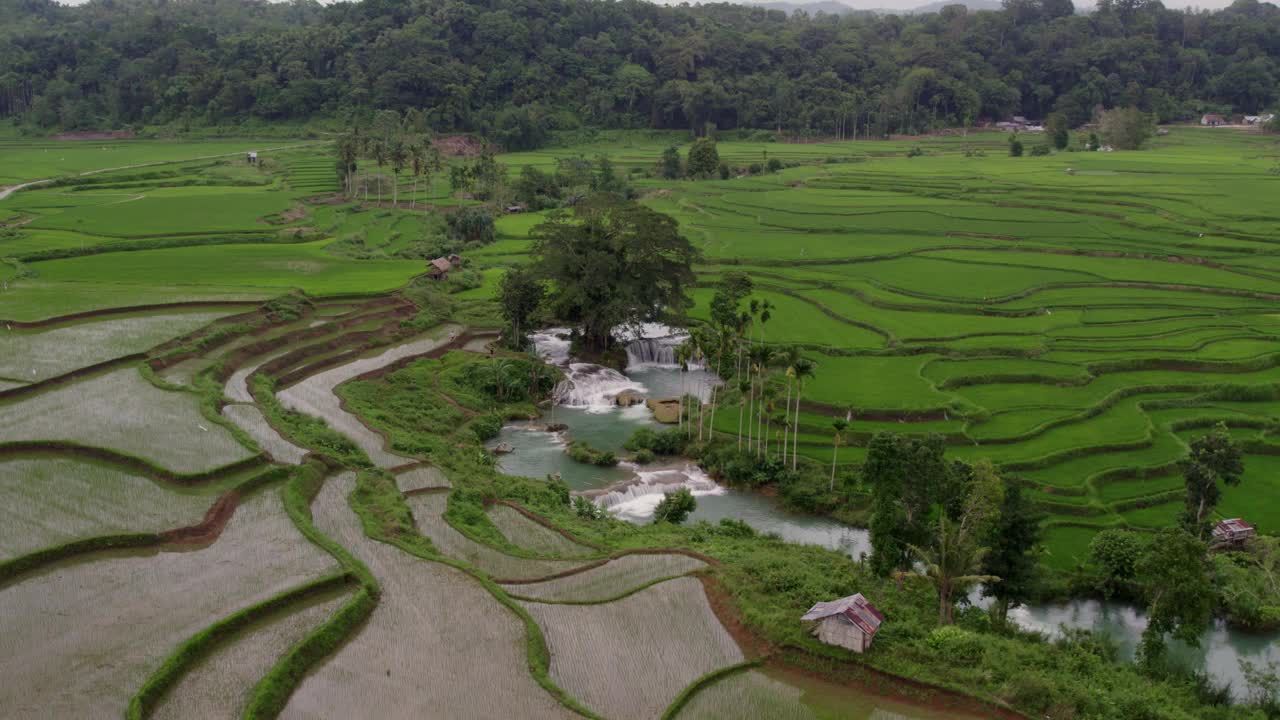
left=801, top=592, right=884, bottom=653
left=426, top=257, right=453, bottom=280
left=1211, top=518, right=1256, bottom=547
left=1201, top=114, right=1225, bottom=127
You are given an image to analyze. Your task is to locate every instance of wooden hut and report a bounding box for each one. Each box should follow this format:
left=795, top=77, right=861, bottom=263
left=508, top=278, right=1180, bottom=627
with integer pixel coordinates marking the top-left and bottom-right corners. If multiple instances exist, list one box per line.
left=801, top=593, right=884, bottom=653
left=426, top=257, right=453, bottom=280
left=1211, top=518, right=1256, bottom=547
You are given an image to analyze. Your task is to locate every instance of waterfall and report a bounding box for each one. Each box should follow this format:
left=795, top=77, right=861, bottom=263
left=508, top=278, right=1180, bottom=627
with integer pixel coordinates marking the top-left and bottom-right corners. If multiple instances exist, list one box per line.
left=620, top=323, right=702, bottom=371
left=593, top=465, right=726, bottom=520
left=553, top=363, right=647, bottom=412
left=529, top=328, right=572, bottom=367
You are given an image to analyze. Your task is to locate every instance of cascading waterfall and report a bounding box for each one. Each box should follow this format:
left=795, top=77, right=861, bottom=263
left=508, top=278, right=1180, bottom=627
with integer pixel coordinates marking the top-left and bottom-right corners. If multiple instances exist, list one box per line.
left=619, top=323, right=703, bottom=371
left=591, top=465, right=726, bottom=520
left=553, top=363, right=647, bottom=411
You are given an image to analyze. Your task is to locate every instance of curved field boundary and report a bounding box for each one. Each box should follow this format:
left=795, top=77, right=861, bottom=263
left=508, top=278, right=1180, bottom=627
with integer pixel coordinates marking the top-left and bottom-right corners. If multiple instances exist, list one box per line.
left=506, top=570, right=710, bottom=606
left=0, top=301, right=263, bottom=330
left=0, top=441, right=267, bottom=486
left=0, top=353, right=145, bottom=402
left=242, top=467, right=380, bottom=719
left=659, top=659, right=765, bottom=720
left=328, top=470, right=602, bottom=720
left=493, top=500, right=611, bottom=553
left=126, top=572, right=353, bottom=720
left=496, top=548, right=719, bottom=585
left=0, top=464, right=290, bottom=586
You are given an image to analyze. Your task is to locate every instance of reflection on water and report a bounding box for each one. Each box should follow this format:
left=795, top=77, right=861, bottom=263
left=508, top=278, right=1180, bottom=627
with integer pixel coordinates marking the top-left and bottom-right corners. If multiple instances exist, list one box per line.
left=759, top=666, right=989, bottom=720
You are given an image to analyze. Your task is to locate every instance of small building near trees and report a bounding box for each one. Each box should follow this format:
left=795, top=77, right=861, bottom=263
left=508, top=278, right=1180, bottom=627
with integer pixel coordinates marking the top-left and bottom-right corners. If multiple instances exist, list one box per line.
left=801, top=593, right=884, bottom=653
left=1201, top=114, right=1225, bottom=126
left=1211, top=518, right=1256, bottom=547
left=426, top=257, right=453, bottom=280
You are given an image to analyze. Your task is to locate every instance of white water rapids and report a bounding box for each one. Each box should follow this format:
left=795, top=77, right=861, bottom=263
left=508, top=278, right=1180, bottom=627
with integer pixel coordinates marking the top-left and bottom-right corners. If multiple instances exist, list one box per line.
left=524, top=325, right=726, bottom=515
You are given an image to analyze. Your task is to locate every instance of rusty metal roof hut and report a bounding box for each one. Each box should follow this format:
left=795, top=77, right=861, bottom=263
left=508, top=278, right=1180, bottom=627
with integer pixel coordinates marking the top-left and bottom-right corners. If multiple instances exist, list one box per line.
left=801, top=593, right=884, bottom=653
left=1212, top=518, right=1256, bottom=546
left=426, top=257, right=453, bottom=279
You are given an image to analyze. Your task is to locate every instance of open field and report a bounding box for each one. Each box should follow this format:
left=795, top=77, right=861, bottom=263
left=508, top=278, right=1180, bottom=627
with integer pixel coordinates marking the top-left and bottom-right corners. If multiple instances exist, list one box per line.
left=464, top=127, right=1280, bottom=560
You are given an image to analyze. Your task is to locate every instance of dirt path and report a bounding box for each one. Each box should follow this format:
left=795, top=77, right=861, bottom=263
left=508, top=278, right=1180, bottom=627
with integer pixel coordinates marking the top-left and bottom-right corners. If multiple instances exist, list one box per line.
left=0, top=141, right=326, bottom=202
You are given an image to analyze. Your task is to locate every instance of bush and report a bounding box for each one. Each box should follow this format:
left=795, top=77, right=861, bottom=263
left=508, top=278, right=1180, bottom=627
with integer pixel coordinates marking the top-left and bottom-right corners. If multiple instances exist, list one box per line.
left=747, top=162, right=763, bottom=175
left=572, top=495, right=603, bottom=519
left=1008, top=134, right=1024, bottom=157
left=653, top=488, right=697, bottom=524
left=1098, top=106, right=1154, bottom=150
left=471, top=414, right=502, bottom=442
left=906, top=146, right=924, bottom=158
left=926, top=625, right=985, bottom=665
left=632, top=448, right=655, bottom=464
left=625, top=427, right=688, bottom=456
left=1030, top=144, right=1052, bottom=156
left=765, top=157, right=783, bottom=172
left=567, top=441, right=618, bottom=467
left=717, top=162, right=730, bottom=180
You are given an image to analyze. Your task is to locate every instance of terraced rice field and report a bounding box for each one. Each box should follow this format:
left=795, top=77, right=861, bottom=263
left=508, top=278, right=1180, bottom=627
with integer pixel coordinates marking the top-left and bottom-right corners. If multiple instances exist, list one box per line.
left=674, top=670, right=815, bottom=720
left=151, top=590, right=351, bottom=720
left=222, top=403, right=308, bottom=464
left=0, top=365, right=256, bottom=473
left=0, top=489, right=337, bottom=719
left=0, top=456, right=214, bottom=560
left=284, top=473, right=576, bottom=720
left=503, top=552, right=708, bottom=602
left=276, top=327, right=460, bottom=468
left=487, top=504, right=596, bottom=558
left=520, top=576, right=744, bottom=720
left=406, top=492, right=581, bottom=579
left=472, top=128, right=1280, bottom=562
left=0, top=310, right=232, bottom=382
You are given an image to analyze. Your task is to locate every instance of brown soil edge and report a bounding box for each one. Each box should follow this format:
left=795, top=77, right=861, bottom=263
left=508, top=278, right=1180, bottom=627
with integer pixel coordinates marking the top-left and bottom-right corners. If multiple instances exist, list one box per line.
left=0, top=464, right=289, bottom=585
left=0, top=441, right=268, bottom=486
left=0, top=300, right=263, bottom=330
left=695, top=574, right=1031, bottom=720
left=0, top=353, right=146, bottom=402
left=494, top=547, right=719, bottom=585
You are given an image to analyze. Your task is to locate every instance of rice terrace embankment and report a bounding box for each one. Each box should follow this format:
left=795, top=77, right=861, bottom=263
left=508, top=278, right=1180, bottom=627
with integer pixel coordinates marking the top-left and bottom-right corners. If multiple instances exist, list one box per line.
left=2, top=125, right=1279, bottom=719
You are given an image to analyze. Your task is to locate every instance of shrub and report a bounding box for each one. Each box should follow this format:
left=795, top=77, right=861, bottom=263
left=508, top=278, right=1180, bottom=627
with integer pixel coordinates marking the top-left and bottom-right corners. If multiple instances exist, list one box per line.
left=572, top=495, right=603, bottom=519
left=625, top=427, right=688, bottom=456
left=632, top=448, right=655, bottom=464
left=926, top=625, right=984, bottom=664
left=765, top=158, right=783, bottom=172
left=906, top=146, right=924, bottom=158
left=1030, top=144, right=1052, bottom=156
left=1008, top=134, right=1024, bottom=157
left=747, top=162, right=763, bottom=175
left=1098, top=106, right=1154, bottom=150
left=471, top=414, right=502, bottom=442
left=653, top=488, right=697, bottom=524
left=717, top=162, right=730, bottom=180
left=567, top=441, right=618, bottom=467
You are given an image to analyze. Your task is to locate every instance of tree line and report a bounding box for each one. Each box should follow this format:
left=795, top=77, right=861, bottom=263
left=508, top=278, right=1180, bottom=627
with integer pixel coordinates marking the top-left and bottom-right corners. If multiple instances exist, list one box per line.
left=3, top=0, right=1279, bottom=142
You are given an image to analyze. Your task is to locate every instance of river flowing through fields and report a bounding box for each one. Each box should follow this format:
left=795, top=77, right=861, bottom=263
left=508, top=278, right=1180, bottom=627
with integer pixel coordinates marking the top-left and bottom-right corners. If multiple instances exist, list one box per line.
left=490, top=325, right=1280, bottom=703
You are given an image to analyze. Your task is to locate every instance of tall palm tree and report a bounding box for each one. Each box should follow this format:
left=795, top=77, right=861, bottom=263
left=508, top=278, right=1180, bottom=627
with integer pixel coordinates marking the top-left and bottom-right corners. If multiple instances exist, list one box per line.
left=372, top=140, right=388, bottom=203
left=748, top=344, right=771, bottom=456
left=408, top=141, right=423, bottom=208
left=390, top=139, right=407, bottom=207
left=675, top=340, right=691, bottom=433
left=737, top=378, right=750, bottom=450
left=906, top=515, right=999, bottom=625
left=791, top=357, right=815, bottom=470
left=427, top=146, right=443, bottom=210
left=774, top=345, right=803, bottom=464
left=830, top=418, right=848, bottom=491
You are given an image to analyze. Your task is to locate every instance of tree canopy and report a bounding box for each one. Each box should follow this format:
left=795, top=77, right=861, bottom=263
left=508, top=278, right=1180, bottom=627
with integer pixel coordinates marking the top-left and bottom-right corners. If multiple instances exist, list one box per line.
left=4, top=0, right=1279, bottom=137
left=531, top=193, right=699, bottom=350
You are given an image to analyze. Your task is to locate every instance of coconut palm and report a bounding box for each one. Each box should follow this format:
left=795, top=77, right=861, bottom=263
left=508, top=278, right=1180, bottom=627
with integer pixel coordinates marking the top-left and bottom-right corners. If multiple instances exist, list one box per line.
left=790, top=357, right=815, bottom=470
left=906, top=515, right=999, bottom=625
left=737, top=378, right=751, bottom=450
left=830, top=418, right=848, bottom=491
left=390, top=139, right=407, bottom=207
left=747, top=344, right=771, bottom=457
left=372, top=140, right=388, bottom=203
left=674, top=340, right=691, bottom=432
left=774, top=345, right=803, bottom=464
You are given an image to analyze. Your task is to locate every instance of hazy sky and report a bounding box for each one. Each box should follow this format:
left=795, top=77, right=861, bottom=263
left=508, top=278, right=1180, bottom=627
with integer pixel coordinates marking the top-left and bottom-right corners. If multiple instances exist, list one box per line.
left=51, top=0, right=1256, bottom=11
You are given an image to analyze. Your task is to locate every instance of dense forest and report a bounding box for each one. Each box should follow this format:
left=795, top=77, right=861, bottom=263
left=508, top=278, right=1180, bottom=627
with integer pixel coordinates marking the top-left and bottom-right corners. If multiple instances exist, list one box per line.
left=2, top=0, right=1278, bottom=145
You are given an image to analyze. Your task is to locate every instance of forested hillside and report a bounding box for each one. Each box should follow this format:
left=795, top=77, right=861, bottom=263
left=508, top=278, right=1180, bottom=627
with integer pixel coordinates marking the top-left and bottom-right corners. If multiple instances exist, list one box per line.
left=1, top=0, right=1278, bottom=144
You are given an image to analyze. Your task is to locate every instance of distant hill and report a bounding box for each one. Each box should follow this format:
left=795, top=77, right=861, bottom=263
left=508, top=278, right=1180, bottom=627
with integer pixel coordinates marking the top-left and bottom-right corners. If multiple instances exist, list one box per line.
left=740, top=0, right=1009, bottom=14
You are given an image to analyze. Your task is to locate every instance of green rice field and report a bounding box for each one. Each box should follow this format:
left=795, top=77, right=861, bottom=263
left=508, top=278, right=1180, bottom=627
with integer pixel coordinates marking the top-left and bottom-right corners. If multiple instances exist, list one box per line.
left=1, top=127, right=1277, bottom=719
